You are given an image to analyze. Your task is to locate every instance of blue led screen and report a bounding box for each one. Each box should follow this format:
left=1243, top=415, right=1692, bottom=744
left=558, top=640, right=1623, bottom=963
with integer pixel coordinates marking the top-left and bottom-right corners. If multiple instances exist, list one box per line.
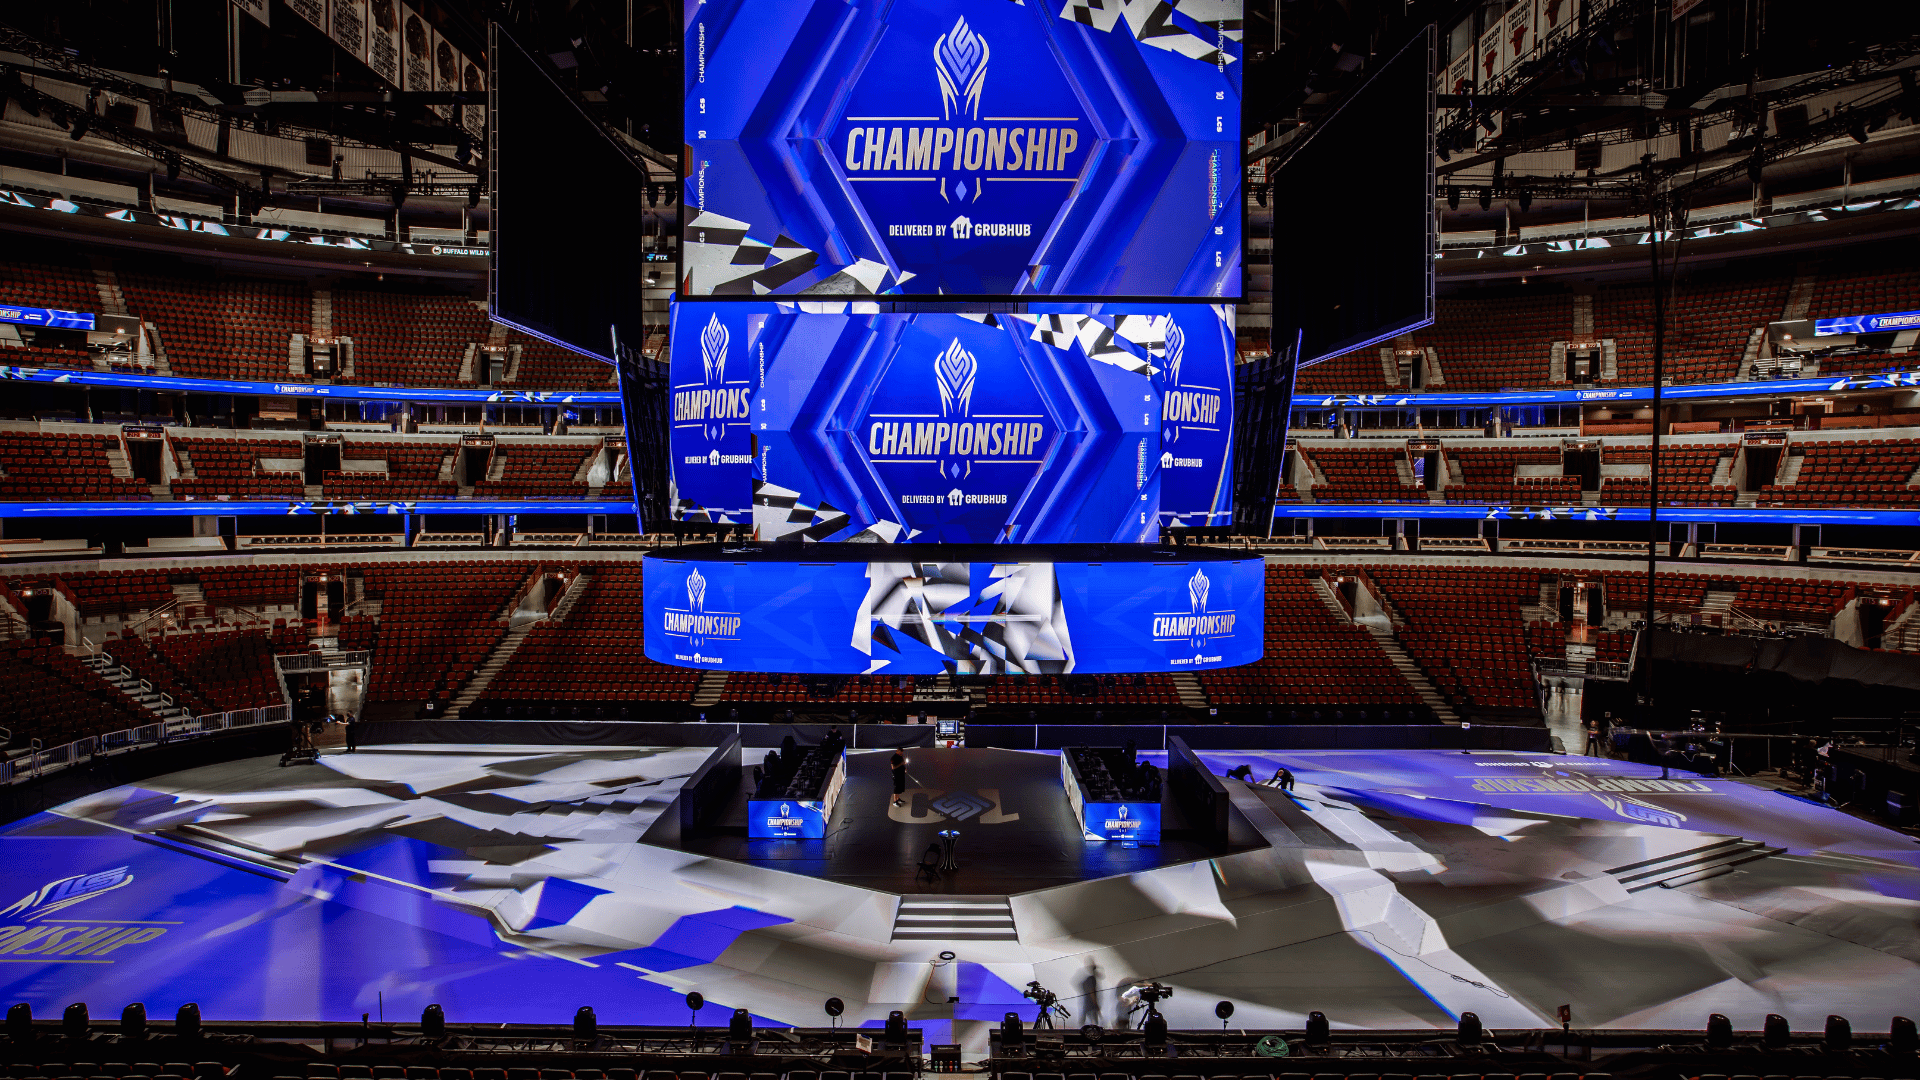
left=642, top=548, right=1264, bottom=675
left=683, top=0, right=1242, bottom=298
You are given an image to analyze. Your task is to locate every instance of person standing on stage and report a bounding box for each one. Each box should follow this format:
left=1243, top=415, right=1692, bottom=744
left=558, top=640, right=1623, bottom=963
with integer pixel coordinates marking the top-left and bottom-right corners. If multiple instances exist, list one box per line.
left=890, top=749, right=908, bottom=807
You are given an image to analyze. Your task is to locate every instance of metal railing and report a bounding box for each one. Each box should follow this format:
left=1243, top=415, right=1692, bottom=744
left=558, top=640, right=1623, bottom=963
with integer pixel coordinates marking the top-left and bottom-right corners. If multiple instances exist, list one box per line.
left=0, top=704, right=289, bottom=785
left=276, top=651, right=371, bottom=672
left=1534, top=657, right=1633, bottom=682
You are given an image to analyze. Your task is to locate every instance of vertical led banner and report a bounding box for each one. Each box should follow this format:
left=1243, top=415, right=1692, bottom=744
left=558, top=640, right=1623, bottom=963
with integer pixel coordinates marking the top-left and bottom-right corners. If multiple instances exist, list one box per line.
left=667, top=303, right=759, bottom=523
left=1154, top=305, right=1236, bottom=529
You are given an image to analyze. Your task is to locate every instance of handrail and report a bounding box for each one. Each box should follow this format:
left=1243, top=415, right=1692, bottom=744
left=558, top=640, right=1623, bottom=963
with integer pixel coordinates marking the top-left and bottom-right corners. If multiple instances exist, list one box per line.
left=0, top=704, right=289, bottom=785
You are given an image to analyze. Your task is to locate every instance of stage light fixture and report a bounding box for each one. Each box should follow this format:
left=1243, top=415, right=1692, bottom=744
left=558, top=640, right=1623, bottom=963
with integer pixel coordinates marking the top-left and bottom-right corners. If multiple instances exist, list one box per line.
left=885, top=1009, right=909, bottom=1045
left=6, top=1003, right=30, bottom=1042
left=1000, top=1012, right=1023, bottom=1050
left=1305, top=1010, right=1330, bottom=1047
left=1825, top=1014, right=1851, bottom=1051
left=1891, top=1015, right=1917, bottom=1053
left=62, top=1003, right=88, bottom=1039
left=422, top=1003, right=444, bottom=1038
left=1518, top=190, right=1533, bottom=213
left=164, top=155, right=180, bottom=183
left=1457, top=1010, right=1482, bottom=1046
left=1848, top=117, right=1869, bottom=144
left=1215, top=1000, right=1235, bottom=1027
left=1763, top=1012, right=1789, bottom=1047
left=824, top=997, right=844, bottom=1017
left=468, top=186, right=482, bottom=208
left=1447, top=186, right=1460, bottom=210
left=729, top=1007, right=754, bottom=1045
left=1705, top=1012, right=1732, bottom=1048
left=573, top=1005, right=597, bottom=1042
left=1478, top=189, right=1492, bottom=211
left=175, top=1002, right=201, bottom=1039
left=1256, top=185, right=1267, bottom=207
left=120, top=1002, right=146, bottom=1039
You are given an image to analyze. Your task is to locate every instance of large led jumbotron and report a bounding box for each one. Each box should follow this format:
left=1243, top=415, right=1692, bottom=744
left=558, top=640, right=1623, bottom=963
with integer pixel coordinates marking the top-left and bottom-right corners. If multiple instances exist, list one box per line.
left=683, top=0, right=1243, bottom=299
left=667, top=303, right=1235, bottom=540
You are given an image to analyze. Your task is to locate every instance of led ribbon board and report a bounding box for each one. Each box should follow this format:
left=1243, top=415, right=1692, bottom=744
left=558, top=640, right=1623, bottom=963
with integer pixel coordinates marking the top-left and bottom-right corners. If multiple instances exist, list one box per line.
left=0, top=305, right=94, bottom=330
left=696, top=305, right=1233, bottom=542
left=683, top=0, right=1243, bottom=298
left=641, top=544, right=1264, bottom=675
left=1814, top=309, right=1920, bottom=336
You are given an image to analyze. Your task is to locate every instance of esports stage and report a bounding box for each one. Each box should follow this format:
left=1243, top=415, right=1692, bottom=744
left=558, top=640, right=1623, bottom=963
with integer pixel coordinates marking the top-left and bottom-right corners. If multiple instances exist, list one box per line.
left=1, top=739, right=1916, bottom=1053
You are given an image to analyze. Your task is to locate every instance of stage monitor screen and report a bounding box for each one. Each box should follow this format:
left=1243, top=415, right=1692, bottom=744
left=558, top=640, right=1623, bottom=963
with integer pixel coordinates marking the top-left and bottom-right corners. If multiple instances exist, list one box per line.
left=643, top=544, right=1264, bottom=675
left=682, top=0, right=1243, bottom=300
left=1269, top=24, right=1435, bottom=365
left=489, top=25, right=650, bottom=362
left=666, top=303, right=1234, bottom=540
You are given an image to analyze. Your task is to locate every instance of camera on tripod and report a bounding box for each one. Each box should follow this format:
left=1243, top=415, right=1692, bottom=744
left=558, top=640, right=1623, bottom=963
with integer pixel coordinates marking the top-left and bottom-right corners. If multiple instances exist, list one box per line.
left=1023, top=981, right=1070, bottom=1028
left=1135, top=981, right=1173, bottom=1006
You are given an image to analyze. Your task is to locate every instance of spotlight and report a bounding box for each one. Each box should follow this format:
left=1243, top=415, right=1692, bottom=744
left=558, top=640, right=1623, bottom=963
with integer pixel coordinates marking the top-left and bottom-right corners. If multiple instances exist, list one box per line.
left=1447, top=186, right=1460, bottom=210
left=63, top=1002, right=88, bottom=1039
left=1457, top=1010, right=1483, bottom=1047
left=729, top=1007, right=754, bottom=1045
left=164, top=155, right=180, bottom=183
left=1706, top=1012, right=1732, bottom=1048
left=7, top=1003, right=30, bottom=1042
left=1479, top=189, right=1492, bottom=211
left=421, top=1003, right=444, bottom=1039
left=1305, top=1010, right=1330, bottom=1047
left=824, top=997, right=844, bottom=1019
left=885, top=1009, right=909, bottom=1045
left=1000, top=1012, right=1024, bottom=1051
left=175, top=1003, right=201, bottom=1040
left=573, top=1005, right=597, bottom=1042
left=1256, top=184, right=1267, bottom=208
left=467, top=185, right=481, bottom=208
left=1518, top=190, right=1533, bottom=213
left=686, top=991, right=705, bottom=1018
left=120, top=1002, right=147, bottom=1040
left=1825, top=1014, right=1851, bottom=1052
left=1437, top=138, right=1450, bottom=163
left=452, top=133, right=472, bottom=166
left=1215, top=1000, right=1236, bottom=1030
left=1763, top=1013, right=1790, bottom=1048
left=69, top=116, right=89, bottom=141
left=647, top=183, right=659, bottom=208
left=1891, top=1016, right=1917, bottom=1054
left=1848, top=117, right=1869, bottom=144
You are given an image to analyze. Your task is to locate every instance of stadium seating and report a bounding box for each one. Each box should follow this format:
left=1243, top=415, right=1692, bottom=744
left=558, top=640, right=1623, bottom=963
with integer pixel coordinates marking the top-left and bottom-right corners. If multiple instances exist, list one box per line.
left=172, top=438, right=306, bottom=501
left=0, top=638, right=154, bottom=748
left=1304, top=446, right=1426, bottom=502
left=504, top=331, right=618, bottom=389
left=322, top=441, right=459, bottom=500
left=332, top=288, right=491, bottom=387
left=1198, top=567, right=1423, bottom=710
left=471, top=443, right=594, bottom=499
left=118, top=269, right=309, bottom=382
left=1443, top=446, right=1580, bottom=504
left=1368, top=566, right=1547, bottom=716
left=350, top=563, right=527, bottom=714
left=0, top=258, right=100, bottom=313
left=1757, top=438, right=1920, bottom=508
left=1597, top=443, right=1735, bottom=507
left=481, top=566, right=699, bottom=704
left=0, top=432, right=150, bottom=501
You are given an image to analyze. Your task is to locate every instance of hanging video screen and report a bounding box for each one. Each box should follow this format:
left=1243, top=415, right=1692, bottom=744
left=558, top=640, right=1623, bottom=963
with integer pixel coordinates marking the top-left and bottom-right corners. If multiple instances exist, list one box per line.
left=682, top=0, right=1243, bottom=300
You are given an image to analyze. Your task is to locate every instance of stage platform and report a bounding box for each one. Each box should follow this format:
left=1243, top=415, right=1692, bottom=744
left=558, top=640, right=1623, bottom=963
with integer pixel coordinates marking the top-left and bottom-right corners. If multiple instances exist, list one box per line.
left=681, top=747, right=1262, bottom=894
left=1, top=743, right=1916, bottom=1054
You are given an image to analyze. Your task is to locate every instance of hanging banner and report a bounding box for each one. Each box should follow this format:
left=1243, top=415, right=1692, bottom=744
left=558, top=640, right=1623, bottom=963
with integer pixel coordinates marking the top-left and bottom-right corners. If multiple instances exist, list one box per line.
left=230, top=0, right=270, bottom=27
left=285, top=0, right=327, bottom=33
left=329, top=0, right=368, bottom=61
left=460, top=54, right=487, bottom=143
left=366, top=0, right=402, bottom=87
left=400, top=4, right=436, bottom=95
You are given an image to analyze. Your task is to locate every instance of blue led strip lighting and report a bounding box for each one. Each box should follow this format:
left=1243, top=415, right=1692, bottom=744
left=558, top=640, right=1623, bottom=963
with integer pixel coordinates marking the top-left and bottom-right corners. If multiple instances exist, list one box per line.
left=0, top=365, right=621, bottom=403
left=0, top=305, right=94, bottom=330
left=0, top=501, right=636, bottom=518
left=1272, top=504, right=1920, bottom=526
left=1814, top=310, right=1920, bottom=336
left=1294, top=369, right=1920, bottom=408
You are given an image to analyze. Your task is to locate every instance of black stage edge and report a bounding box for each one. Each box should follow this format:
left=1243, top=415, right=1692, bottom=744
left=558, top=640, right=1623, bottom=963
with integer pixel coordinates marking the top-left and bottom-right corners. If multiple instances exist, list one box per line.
left=357, top=720, right=1552, bottom=753
left=668, top=747, right=1267, bottom=895
left=0, top=724, right=297, bottom=828
left=642, top=542, right=1254, bottom=563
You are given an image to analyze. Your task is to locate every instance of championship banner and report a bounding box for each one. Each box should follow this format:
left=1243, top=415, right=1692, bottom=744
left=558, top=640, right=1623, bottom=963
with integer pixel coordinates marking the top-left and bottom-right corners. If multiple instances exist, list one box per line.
left=285, top=0, right=327, bottom=34
left=230, top=0, right=270, bottom=27
left=366, top=0, right=402, bottom=87
left=683, top=0, right=1243, bottom=299
left=400, top=5, right=435, bottom=94
left=329, top=0, right=368, bottom=62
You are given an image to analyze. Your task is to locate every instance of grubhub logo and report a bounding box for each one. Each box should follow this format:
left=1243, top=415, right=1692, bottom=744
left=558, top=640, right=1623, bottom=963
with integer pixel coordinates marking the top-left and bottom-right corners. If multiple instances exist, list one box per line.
left=949, top=215, right=973, bottom=241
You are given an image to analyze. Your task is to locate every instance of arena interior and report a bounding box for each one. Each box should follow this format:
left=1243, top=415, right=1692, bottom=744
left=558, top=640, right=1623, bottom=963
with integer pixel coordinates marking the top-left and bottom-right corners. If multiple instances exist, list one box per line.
left=0, top=3, right=1915, bottom=1080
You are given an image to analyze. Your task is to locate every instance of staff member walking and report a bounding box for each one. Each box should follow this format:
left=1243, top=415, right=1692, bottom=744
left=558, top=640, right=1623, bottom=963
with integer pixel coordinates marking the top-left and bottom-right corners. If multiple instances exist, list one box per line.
left=891, top=749, right=908, bottom=808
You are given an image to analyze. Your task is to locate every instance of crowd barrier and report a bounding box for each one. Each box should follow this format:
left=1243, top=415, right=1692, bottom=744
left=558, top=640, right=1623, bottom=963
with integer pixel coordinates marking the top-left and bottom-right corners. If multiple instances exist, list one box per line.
left=0, top=704, right=291, bottom=784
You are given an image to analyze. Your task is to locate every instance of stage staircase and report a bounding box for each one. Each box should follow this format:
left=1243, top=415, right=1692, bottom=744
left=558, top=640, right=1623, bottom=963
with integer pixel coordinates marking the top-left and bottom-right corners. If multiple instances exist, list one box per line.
left=80, top=653, right=190, bottom=722
left=891, top=895, right=1017, bottom=942
left=1171, top=672, right=1208, bottom=710
left=1605, top=837, right=1782, bottom=892
left=1363, top=628, right=1458, bottom=723
left=692, top=671, right=729, bottom=707
left=448, top=570, right=591, bottom=713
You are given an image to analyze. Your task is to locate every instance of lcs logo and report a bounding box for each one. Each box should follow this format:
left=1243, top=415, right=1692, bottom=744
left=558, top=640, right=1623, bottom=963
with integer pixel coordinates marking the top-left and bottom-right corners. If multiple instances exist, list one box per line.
left=687, top=567, right=706, bottom=613
left=1152, top=567, right=1236, bottom=649
left=662, top=567, right=741, bottom=646
left=889, top=787, right=1018, bottom=824
left=1161, top=320, right=1222, bottom=435
left=933, top=16, right=988, bottom=122
left=674, top=313, right=749, bottom=440
left=1189, top=567, right=1210, bottom=615
left=1, top=867, right=133, bottom=919
left=935, top=338, right=977, bottom=419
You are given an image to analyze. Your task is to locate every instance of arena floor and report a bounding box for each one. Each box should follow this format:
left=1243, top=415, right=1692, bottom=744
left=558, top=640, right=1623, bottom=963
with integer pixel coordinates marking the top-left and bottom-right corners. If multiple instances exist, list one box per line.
left=1, top=744, right=1915, bottom=1051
